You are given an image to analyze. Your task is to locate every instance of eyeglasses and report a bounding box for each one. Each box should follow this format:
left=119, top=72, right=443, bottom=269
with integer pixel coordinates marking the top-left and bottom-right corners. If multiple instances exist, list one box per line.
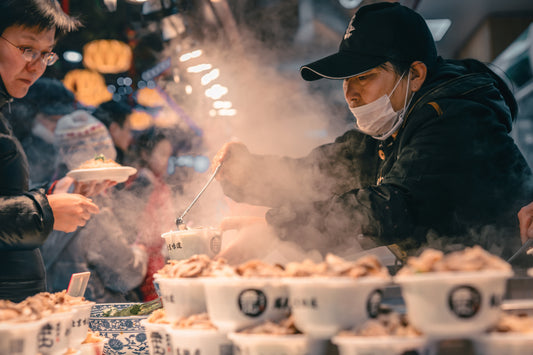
left=1, top=36, right=58, bottom=66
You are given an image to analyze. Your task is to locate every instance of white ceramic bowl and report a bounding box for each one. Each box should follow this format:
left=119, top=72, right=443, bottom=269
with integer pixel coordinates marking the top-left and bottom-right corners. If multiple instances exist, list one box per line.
left=69, top=301, right=96, bottom=349
left=282, top=276, right=390, bottom=339
left=89, top=303, right=149, bottom=355
left=167, top=326, right=232, bottom=355
left=395, top=270, right=513, bottom=338
left=154, top=277, right=207, bottom=321
left=38, top=310, right=76, bottom=355
left=79, top=339, right=108, bottom=355
left=161, top=228, right=222, bottom=260
left=474, top=332, right=533, bottom=355
left=0, top=318, right=44, bottom=355
left=332, top=335, right=428, bottom=355
left=140, top=319, right=173, bottom=355
left=229, top=332, right=309, bottom=355
left=202, top=277, right=290, bottom=333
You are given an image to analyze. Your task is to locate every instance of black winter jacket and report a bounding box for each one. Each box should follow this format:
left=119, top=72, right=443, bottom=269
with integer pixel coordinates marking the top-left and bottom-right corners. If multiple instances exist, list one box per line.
left=0, top=79, right=54, bottom=302
left=219, top=58, right=533, bottom=260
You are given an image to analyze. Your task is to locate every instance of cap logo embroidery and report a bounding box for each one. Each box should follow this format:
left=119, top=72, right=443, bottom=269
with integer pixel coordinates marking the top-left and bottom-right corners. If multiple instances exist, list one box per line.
left=344, top=15, right=356, bottom=39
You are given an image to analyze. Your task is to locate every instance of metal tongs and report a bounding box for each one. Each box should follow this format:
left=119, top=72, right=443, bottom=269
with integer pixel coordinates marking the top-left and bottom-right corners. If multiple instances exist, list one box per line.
left=175, top=163, right=222, bottom=227
left=507, top=238, right=533, bottom=266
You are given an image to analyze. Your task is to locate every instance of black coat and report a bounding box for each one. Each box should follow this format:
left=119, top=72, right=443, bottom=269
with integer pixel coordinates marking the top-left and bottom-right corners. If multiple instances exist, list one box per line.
left=220, top=58, right=533, bottom=260
left=0, top=80, right=54, bottom=302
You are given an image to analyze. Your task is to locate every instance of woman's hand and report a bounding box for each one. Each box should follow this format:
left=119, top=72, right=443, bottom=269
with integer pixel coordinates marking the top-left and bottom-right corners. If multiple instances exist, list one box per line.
left=47, top=193, right=100, bottom=232
left=518, top=201, right=533, bottom=244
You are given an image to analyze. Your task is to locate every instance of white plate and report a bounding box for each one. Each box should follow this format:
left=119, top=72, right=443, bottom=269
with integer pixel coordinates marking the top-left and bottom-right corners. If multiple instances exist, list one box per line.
left=67, top=166, right=137, bottom=183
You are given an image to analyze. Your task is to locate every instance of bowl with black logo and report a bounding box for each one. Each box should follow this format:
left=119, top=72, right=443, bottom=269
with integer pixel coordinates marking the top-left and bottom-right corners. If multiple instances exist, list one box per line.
left=281, top=276, right=390, bottom=339
left=201, top=276, right=290, bottom=333
left=394, top=270, right=513, bottom=338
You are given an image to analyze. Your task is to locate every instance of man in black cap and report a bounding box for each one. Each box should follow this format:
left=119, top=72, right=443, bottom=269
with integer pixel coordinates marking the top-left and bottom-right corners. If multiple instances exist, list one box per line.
left=212, top=2, right=533, bottom=262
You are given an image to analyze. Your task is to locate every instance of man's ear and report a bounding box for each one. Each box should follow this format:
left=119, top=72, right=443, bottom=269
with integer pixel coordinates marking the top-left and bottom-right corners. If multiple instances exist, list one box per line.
left=409, top=61, right=427, bottom=92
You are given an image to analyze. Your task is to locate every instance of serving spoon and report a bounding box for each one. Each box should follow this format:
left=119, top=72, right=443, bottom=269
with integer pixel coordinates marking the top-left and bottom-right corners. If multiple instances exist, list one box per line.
left=175, top=163, right=222, bottom=228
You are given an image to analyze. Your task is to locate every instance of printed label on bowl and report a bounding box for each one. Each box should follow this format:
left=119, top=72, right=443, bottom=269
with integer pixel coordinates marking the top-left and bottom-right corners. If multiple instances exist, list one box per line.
left=366, top=289, right=383, bottom=319
left=448, top=285, right=482, bottom=318
left=238, top=289, right=267, bottom=317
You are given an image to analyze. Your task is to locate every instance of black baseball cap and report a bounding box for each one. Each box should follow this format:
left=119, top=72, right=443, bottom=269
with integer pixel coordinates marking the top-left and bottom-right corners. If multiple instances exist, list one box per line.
left=300, top=2, right=438, bottom=81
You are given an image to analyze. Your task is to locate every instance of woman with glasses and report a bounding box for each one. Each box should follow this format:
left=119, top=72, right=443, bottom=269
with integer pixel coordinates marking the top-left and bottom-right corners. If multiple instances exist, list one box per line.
left=0, top=0, right=100, bottom=302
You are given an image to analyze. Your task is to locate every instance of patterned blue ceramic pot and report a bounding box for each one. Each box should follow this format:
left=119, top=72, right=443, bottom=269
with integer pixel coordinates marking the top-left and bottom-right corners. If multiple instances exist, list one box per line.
left=89, top=303, right=149, bottom=355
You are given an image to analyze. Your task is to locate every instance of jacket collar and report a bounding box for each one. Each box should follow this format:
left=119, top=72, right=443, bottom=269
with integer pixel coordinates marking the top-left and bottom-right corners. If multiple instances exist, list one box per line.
left=0, top=76, right=12, bottom=109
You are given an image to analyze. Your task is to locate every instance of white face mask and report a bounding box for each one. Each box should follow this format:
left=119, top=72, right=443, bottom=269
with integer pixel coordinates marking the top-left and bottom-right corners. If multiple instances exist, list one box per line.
left=349, top=72, right=411, bottom=140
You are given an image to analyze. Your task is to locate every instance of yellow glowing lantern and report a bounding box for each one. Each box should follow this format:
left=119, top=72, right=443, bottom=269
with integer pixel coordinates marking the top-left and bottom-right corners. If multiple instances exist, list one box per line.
left=63, top=69, right=113, bottom=107
left=83, top=39, right=132, bottom=74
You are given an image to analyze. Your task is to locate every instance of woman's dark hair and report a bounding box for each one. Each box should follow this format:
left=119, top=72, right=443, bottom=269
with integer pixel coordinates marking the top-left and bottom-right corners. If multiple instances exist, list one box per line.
left=92, top=100, right=132, bottom=129
left=134, top=127, right=170, bottom=166
left=0, top=0, right=81, bottom=37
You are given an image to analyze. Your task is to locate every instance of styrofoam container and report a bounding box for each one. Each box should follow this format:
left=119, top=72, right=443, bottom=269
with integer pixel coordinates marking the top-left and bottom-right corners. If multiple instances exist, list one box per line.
left=154, top=277, right=207, bottom=321
left=202, top=276, right=290, bottom=333
left=140, top=319, right=173, bottom=355
left=38, top=310, right=76, bottom=355
left=0, top=318, right=44, bottom=355
left=69, top=301, right=96, bottom=349
left=282, top=276, right=390, bottom=339
left=161, top=228, right=222, bottom=260
left=332, top=335, right=428, bottom=355
left=395, top=270, right=513, bottom=338
left=229, top=332, right=309, bottom=355
left=167, top=326, right=232, bottom=355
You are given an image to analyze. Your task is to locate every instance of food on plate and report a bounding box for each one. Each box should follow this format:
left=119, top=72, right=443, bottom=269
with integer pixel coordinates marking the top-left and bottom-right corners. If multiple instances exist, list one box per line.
left=77, top=154, right=121, bottom=169
left=283, top=253, right=389, bottom=278
left=337, top=312, right=422, bottom=337
left=396, top=245, right=511, bottom=275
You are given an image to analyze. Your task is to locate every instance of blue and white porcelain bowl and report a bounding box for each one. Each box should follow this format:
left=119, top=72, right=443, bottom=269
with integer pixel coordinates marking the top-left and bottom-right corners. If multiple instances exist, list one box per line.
left=89, top=303, right=149, bottom=355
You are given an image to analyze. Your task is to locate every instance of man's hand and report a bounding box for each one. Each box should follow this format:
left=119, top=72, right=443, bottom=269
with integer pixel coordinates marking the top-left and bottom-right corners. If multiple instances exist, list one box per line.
left=47, top=193, right=100, bottom=232
left=518, top=201, right=533, bottom=244
left=212, top=141, right=251, bottom=184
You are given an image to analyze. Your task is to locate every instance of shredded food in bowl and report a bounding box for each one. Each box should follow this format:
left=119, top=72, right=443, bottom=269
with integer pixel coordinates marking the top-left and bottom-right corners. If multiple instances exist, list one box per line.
left=396, top=245, right=511, bottom=275
left=283, top=253, right=389, bottom=278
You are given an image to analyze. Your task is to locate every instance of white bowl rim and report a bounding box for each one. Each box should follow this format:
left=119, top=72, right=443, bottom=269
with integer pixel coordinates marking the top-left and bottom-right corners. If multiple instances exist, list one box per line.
left=279, top=275, right=392, bottom=284
left=228, top=332, right=307, bottom=341
left=331, top=334, right=427, bottom=346
left=0, top=318, right=45, bottom=329
left=161, top=227, right=220, bottom=238
left=200, top=276, right=287, bottom=283
left=166, top=327, right=227, bottom=335
left=153, top=275, right=208, bottom=282
left=394, top=270, right=513, bottom=283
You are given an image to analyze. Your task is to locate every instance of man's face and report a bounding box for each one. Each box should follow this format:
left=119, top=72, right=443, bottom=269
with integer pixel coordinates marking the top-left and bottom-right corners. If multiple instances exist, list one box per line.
left=343, top=62, right=408, bottom=112
left=0, top=25, right=56, bottom=98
